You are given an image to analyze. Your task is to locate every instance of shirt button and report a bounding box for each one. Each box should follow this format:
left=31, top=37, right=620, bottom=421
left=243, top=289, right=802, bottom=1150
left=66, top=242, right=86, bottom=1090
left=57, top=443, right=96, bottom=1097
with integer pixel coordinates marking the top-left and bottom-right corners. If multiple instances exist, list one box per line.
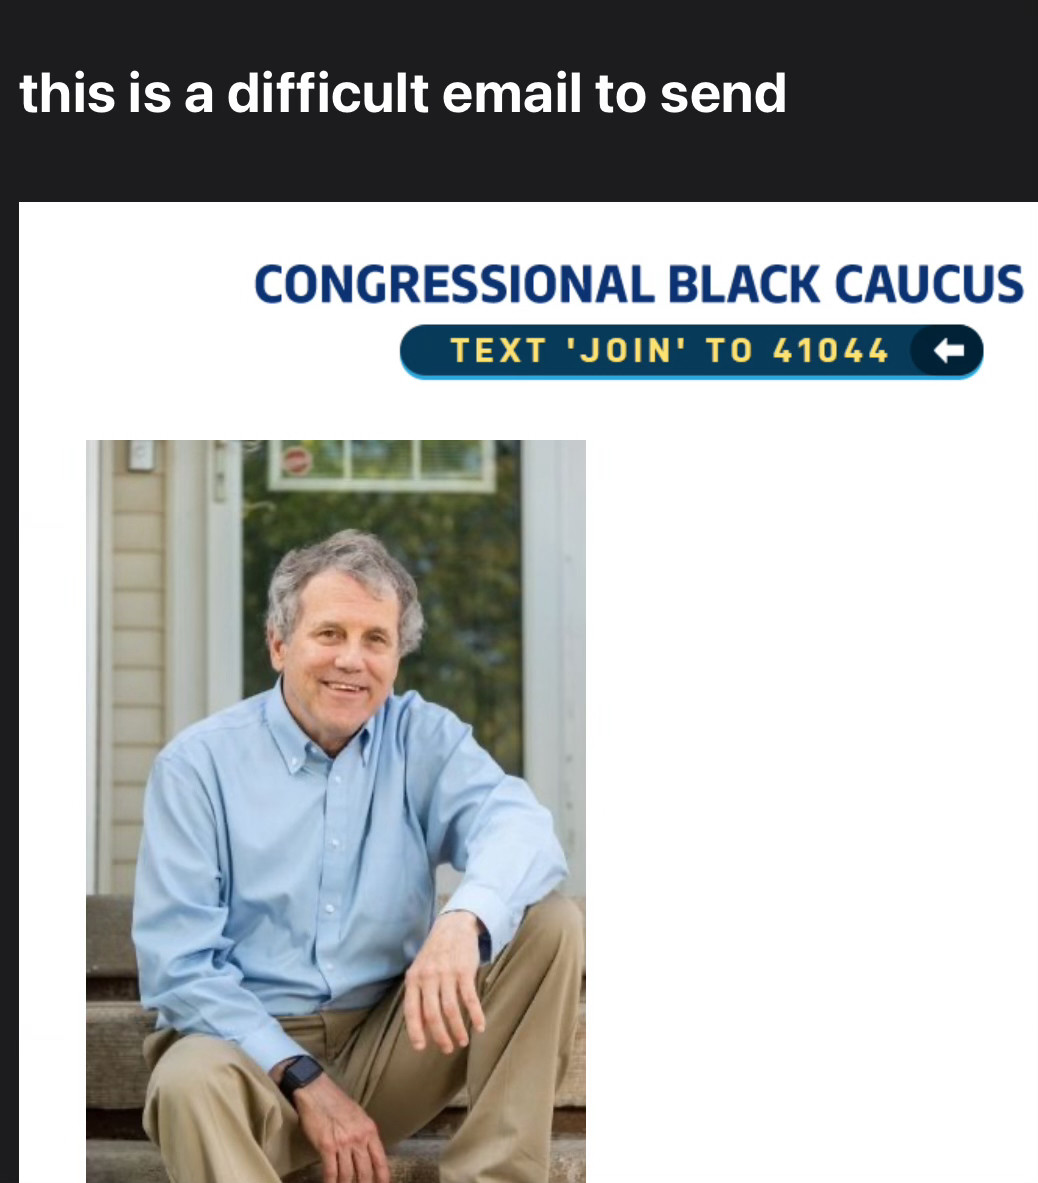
left=324, top=904, right=335, bottom=914
left=333, top=775, right=341, bottom=783
left=330, top=838, right=341, bottom=848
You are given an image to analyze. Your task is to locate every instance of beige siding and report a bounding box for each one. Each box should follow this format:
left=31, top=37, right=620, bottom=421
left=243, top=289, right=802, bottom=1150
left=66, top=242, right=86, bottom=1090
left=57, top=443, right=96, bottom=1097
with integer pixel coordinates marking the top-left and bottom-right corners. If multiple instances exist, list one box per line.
left=112, top=629, right=163, bottom=667
left=113, top=668, right=162, bottom=705
left=107, top=442, right=166, bottom=893
left=113, top=512, right=164, bottom=550
left=113, top=472, right=163, bottom=513
left=113, top=821, right=145, bottom=862
left=112, top=744, right=160, bottom=784
left=113, top=591, right=163, bottom=630
left=110, top=863, right=137, bottom=895
left=114, top=705, right=163, bottom=745
left=113, top=551, right=163, bottom=589
left=114, top=785, right=146, bottom=824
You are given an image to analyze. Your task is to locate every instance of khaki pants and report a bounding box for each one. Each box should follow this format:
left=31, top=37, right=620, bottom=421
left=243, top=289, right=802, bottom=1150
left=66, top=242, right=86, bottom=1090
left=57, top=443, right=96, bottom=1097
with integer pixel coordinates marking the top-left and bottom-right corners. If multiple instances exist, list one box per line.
left=142, top=892, right=583, bottom=1183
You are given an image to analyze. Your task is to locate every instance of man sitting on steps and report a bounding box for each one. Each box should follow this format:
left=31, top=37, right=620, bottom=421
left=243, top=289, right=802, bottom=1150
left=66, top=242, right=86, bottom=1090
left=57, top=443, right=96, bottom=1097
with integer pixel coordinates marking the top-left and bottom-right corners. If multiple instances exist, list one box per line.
left=132, top=528, right=583, bottom=1183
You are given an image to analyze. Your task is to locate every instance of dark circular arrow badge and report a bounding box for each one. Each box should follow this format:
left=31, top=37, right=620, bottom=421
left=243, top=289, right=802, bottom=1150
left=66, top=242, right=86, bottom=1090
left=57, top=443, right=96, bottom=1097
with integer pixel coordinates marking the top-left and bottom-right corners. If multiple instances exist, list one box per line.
left=910, top=325, right=983, bottom=377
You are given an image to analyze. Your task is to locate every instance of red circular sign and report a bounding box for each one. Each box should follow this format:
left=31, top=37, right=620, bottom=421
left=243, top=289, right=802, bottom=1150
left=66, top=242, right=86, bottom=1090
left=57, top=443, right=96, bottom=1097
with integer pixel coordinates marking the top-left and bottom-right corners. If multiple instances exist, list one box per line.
left=282, top=446, right=313, bottom=476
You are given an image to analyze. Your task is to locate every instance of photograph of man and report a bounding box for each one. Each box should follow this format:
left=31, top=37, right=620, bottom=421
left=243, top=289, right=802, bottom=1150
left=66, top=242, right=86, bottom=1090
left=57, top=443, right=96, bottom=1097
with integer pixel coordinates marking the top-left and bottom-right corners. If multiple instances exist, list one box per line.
left=131, top=528, right=583, bottom=1183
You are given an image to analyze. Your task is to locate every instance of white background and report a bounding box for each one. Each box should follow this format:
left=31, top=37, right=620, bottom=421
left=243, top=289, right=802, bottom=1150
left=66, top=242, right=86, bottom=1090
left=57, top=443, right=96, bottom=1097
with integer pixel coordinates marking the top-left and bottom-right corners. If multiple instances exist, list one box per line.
left=20, top=201, right=1038, bottom=1181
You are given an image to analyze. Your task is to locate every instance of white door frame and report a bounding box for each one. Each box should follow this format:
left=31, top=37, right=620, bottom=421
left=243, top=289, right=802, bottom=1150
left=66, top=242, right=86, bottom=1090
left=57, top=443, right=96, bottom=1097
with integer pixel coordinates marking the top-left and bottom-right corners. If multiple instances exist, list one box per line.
left=166, top=441, right=244, bottom=733
left=521, top=442, right=586, bottom=892
left=86, top=441, right=101, bottom=892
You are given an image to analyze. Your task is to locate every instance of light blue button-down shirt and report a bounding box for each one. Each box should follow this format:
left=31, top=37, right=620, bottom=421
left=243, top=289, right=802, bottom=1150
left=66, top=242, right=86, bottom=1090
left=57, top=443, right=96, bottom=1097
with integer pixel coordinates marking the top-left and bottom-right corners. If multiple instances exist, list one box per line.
left=132, top=681, right=568, bottom=1072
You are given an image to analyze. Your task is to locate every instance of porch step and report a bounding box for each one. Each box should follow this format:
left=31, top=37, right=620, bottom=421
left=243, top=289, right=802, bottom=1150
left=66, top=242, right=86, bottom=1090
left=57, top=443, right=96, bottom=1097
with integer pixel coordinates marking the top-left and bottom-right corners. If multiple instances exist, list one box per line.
left=85, top=1136, right=587, bottom=1183
left=87, top=994, right=586, bottom=1109
left=87, top=895, right=586, bottom=988
left=86, top=893, right=586, bottom=1176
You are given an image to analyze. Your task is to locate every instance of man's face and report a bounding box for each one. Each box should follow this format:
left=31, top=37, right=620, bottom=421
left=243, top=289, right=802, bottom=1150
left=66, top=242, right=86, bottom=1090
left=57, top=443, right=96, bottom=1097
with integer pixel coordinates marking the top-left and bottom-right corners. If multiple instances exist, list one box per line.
left=269, top=570, right=401, bottom=756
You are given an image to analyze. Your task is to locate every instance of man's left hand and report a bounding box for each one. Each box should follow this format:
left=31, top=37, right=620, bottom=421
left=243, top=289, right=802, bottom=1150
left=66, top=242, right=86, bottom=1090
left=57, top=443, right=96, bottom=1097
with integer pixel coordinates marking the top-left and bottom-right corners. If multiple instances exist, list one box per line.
left=403, top=911, right=487, bottom=1054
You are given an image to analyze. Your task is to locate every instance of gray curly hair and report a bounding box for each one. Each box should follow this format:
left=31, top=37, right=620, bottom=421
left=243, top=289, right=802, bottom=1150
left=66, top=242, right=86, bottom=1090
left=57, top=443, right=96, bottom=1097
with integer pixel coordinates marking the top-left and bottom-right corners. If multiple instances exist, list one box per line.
left=265, top=529, right=424, bottom=655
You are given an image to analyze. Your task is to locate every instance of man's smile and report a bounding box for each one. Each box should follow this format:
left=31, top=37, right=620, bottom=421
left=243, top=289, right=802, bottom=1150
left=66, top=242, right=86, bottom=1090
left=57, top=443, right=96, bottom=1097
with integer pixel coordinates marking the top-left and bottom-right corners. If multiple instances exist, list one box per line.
left=269, top=571, right=401, bottom=756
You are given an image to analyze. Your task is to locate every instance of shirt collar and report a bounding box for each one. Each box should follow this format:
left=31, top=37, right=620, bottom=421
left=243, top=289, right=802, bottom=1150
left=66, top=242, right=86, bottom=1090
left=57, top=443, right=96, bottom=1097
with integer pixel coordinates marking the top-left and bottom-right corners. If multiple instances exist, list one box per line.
left=264, top=677, right=377, bottom=772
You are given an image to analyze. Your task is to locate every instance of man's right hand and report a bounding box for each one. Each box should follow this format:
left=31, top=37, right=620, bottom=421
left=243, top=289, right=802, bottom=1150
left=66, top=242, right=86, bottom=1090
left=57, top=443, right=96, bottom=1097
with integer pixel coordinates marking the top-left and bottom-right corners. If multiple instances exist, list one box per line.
left=291, top=1074, right=390, bottom=1183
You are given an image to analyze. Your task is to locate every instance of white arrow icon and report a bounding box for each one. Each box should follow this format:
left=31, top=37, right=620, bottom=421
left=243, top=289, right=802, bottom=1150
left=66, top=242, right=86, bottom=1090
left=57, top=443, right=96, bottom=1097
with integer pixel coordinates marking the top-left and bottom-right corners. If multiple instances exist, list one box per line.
left=934, top=338, right=966, bottom=363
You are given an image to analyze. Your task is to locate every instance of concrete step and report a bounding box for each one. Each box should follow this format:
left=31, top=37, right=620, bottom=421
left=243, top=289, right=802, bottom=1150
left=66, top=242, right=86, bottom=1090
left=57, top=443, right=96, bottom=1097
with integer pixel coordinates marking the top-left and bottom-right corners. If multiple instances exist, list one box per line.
left=86, top=1136, right=587, bottom=1183
left=87, top=895, right=586, bottom=996
left=87, top=994, right=586, bottom=1109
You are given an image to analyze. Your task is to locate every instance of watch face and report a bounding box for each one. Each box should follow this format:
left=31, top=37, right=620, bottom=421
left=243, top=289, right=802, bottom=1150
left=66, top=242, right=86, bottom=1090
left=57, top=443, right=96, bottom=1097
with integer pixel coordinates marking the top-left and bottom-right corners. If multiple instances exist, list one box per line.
left=286, top=1056, right=323, bottom=1089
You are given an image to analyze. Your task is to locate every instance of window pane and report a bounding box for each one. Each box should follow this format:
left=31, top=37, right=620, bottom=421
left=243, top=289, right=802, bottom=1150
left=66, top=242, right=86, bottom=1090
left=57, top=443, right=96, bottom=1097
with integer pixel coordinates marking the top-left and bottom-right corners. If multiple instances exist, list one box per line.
left=420, top=440, right=484, bottom=479
left=351, top=440, right=412, bottom=479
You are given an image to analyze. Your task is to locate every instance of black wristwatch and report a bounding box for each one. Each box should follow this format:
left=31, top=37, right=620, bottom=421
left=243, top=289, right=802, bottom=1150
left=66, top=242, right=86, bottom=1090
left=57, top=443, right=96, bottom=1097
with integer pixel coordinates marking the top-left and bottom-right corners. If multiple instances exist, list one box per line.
left=279, top=1054, right=324, bottom=1102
